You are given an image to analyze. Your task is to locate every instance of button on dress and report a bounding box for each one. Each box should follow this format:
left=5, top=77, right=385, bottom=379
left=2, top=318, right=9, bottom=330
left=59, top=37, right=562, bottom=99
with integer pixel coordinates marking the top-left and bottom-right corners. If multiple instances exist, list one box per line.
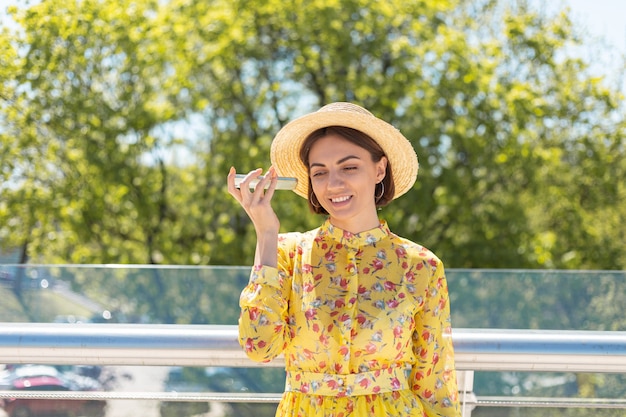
left=239, top=220, right=460, bottom=416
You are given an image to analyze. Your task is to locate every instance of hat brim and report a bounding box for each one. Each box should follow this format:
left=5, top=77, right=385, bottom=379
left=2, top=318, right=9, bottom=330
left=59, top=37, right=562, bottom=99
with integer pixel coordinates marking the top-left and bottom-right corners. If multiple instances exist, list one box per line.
left=270, top=104, right=418, bottom=199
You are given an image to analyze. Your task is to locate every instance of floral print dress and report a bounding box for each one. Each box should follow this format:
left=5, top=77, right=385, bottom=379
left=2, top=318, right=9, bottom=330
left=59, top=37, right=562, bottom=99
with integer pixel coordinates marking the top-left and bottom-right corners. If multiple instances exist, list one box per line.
left=239, top=219, right=460, bottom=416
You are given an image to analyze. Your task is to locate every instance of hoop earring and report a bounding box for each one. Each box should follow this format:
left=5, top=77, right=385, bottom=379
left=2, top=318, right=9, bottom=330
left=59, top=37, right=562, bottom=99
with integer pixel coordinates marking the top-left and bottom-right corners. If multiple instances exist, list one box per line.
left=375, top=182, right=385, bottom=202
left=309, top=193, right=321, bottom=209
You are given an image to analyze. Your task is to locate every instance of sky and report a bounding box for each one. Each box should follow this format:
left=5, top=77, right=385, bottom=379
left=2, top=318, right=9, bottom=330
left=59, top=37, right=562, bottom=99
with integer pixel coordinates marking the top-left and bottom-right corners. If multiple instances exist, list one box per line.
left=565, top=0, right=626, bottom=53
left=556, top=0, right=626, bottom=92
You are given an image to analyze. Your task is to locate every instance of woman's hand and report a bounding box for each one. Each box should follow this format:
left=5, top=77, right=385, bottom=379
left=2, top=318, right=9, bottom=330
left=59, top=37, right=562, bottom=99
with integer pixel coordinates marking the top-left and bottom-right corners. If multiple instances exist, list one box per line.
left=227, top=166, right=280, bottom=238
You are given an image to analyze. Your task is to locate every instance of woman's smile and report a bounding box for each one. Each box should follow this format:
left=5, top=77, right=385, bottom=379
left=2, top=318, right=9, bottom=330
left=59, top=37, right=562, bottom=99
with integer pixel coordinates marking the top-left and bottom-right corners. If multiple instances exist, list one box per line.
left=330, top=195, right=352, bottom=204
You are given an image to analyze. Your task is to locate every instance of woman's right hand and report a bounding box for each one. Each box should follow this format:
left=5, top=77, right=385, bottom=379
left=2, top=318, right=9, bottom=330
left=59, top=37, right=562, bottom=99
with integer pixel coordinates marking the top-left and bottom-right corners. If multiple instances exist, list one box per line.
left=227, top=167, right=280, bottom=237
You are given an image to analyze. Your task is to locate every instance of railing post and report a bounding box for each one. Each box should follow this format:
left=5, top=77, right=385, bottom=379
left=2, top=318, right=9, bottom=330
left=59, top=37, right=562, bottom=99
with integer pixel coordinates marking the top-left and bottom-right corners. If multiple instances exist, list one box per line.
left=458, top=370, right=477, bottom=417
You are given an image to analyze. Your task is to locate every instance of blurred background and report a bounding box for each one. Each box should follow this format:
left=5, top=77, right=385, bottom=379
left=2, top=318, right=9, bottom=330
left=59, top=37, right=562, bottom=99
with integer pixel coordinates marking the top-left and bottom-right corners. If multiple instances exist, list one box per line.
left=1, top=0, right=625, bottom=416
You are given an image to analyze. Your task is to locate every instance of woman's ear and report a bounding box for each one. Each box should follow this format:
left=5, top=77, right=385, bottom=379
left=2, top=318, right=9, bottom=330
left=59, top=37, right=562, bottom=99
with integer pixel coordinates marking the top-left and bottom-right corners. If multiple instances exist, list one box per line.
left=376, top=156, right=388, bottom=182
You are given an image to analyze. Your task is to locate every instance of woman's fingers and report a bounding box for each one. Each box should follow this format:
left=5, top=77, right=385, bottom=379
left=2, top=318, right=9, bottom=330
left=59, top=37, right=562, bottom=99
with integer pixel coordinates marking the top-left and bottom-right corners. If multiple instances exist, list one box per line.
left=226, top=167, right=242, bottom=202
left=261, top=167, right=278, bottom=201
left=227, top=167, right=281, bottom=234
left=227, top=167, right=277, bottom=207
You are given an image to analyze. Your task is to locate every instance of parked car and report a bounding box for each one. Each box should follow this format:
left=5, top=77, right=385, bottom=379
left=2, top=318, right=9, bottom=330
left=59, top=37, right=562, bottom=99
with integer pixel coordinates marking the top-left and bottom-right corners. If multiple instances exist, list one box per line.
left=0, top=270, right=14, bottom=286
left=0, top=365, right=106, bottom=417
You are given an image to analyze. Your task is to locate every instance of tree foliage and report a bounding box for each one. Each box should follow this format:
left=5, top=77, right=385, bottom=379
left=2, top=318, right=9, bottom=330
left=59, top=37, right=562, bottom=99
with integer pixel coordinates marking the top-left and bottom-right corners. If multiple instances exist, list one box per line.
left=0, top=0, right=624, bottom=270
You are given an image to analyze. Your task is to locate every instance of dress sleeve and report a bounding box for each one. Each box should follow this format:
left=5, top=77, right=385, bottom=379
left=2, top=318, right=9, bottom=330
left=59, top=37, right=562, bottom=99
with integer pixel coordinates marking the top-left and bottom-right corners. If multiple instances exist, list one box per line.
left=238, top=241, right=293, bottom=363
left=410, top=259, right=461, bottom=416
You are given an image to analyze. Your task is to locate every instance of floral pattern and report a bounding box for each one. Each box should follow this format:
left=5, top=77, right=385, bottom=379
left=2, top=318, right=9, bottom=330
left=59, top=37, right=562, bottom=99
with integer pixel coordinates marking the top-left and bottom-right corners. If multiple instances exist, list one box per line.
left=239, top=219, right=460, bottom=416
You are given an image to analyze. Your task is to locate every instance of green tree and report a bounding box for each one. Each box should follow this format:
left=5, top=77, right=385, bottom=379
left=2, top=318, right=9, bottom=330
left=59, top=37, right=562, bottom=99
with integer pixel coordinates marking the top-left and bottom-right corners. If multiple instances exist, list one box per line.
left=1, top=0, right=205, bottom=265
left=179, top=0, right=626, bottom=270
left=2, top=0, right=624, bottom=270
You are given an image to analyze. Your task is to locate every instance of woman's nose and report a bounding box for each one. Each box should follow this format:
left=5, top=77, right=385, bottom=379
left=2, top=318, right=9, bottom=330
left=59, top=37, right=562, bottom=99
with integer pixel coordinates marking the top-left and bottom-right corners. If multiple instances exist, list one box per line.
left=327, top=171, right=344, bottom=188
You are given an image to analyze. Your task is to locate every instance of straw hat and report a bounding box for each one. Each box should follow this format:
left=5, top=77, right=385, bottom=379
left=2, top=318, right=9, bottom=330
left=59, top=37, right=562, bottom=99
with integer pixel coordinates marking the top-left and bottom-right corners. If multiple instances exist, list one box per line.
left=270, top=102, right=418, bottom=199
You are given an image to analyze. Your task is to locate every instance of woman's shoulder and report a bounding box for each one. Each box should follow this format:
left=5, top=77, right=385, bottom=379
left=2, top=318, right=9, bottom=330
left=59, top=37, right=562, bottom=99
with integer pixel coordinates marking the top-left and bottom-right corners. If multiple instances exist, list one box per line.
left=277, top=227, right=320, bottom=247
left=278, top=226, right=319, bottom=239
left=389, top=232, right=442, bottom=265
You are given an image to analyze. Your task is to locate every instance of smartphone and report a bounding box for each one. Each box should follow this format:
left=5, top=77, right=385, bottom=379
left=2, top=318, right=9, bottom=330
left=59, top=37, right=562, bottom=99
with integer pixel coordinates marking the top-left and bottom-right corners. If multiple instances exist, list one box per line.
left=234, top=174, right=298, bottom=190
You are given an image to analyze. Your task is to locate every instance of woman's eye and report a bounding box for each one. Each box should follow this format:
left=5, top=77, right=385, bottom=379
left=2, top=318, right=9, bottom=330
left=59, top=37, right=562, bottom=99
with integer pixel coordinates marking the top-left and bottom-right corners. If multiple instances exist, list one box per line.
left=344, top=166, right=357, bottom=171
left=312, top=171, right=326, bottom=177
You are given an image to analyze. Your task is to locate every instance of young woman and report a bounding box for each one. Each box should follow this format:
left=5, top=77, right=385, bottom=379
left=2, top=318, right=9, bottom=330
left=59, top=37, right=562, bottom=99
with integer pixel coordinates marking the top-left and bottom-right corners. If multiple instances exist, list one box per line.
left=227, top=102, right=461, bottom=416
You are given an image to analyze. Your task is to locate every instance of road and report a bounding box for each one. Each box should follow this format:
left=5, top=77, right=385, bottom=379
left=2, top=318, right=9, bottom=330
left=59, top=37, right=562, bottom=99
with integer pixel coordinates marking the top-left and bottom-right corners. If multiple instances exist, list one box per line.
left=104, top=366, right=168, bottom=417
left=104, top=366, right=226, bottom=417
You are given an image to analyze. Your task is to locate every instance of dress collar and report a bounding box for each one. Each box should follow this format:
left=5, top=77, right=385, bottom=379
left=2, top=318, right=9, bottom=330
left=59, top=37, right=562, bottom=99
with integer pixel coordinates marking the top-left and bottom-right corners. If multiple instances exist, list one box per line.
left=318, top=219, right=390, bottom=248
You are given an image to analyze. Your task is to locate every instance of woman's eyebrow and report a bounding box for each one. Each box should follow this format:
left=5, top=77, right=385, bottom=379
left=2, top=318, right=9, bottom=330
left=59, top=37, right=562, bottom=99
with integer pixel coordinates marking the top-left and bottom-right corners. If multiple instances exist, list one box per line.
left=337, top=155, right=361, bottom=164
left=310, top=155, right=361, bottom=168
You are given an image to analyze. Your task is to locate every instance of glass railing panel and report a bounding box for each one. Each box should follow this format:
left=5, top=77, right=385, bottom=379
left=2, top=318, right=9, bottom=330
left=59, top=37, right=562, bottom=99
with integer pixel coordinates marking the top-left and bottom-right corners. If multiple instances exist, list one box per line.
left=0, top=265, right=251, bottom=325
left=447, top=269, right=626, bottom=331
left=2, top=266, right=625, bottom=329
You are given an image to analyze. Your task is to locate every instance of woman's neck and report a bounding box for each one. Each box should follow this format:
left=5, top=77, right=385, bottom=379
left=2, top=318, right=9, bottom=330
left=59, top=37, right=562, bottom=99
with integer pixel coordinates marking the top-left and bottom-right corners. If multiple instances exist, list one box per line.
left=328, top=211, right=380, bottom=234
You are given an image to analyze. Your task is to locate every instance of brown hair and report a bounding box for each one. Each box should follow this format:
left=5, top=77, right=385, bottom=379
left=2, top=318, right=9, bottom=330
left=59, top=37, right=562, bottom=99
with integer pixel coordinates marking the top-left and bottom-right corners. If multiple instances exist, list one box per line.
left=298, top=126, right=395, bottom=214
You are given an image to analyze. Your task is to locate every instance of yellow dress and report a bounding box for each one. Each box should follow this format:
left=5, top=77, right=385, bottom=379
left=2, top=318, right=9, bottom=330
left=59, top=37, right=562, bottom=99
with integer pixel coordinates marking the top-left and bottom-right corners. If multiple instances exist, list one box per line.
left=239, top=219, right=460, bottom=416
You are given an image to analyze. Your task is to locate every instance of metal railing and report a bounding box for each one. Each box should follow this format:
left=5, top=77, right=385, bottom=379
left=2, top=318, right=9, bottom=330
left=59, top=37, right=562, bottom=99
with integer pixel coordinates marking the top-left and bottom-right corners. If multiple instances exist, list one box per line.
left=1, top=323, right=626, bottom=415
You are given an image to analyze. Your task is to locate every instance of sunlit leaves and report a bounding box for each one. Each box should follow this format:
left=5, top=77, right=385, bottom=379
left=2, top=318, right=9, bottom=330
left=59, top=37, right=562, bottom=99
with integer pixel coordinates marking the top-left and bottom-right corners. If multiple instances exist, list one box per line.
left=0, top=0, right=624, bottom=273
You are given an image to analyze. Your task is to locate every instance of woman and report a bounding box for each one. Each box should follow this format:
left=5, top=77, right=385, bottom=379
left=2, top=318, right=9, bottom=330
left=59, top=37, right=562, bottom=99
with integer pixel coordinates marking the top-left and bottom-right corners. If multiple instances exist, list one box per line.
left=227, top=102, right=460, bottom=416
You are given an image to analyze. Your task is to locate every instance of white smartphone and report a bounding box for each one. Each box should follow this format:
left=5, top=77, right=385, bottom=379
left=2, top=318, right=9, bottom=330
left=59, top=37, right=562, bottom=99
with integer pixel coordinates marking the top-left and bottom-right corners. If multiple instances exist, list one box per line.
left=234, top=174, right=298, bottom=190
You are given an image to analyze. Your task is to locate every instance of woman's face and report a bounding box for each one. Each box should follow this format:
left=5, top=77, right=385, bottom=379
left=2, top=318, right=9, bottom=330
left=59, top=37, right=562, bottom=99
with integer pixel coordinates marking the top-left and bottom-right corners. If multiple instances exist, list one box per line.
left=308, top=133, right=387, bottom=232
